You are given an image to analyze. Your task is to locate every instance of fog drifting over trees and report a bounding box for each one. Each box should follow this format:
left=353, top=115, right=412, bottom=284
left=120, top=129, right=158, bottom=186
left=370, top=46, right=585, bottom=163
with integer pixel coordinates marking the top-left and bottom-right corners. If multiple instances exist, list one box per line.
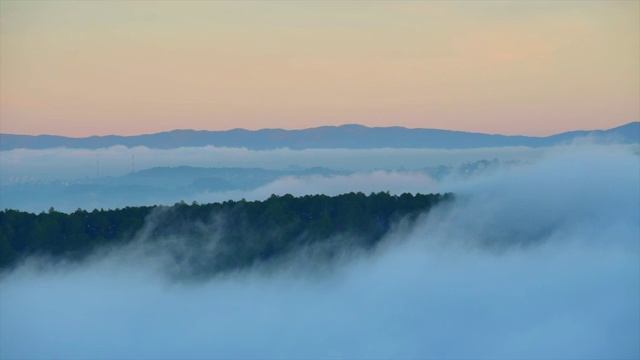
left=1, top=144, right=638, bottom=359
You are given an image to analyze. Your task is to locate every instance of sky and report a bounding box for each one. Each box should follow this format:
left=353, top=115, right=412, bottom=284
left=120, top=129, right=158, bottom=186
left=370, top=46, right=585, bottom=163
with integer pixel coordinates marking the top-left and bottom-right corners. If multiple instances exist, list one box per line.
left=0, top=1, right=638, bottom=137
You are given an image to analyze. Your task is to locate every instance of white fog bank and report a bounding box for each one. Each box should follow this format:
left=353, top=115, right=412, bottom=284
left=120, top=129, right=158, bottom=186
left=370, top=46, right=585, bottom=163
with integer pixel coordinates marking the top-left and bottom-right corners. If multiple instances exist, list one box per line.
left=0, top=146, right=639, bottom=359
left=1, top=145, right=548, bottom=181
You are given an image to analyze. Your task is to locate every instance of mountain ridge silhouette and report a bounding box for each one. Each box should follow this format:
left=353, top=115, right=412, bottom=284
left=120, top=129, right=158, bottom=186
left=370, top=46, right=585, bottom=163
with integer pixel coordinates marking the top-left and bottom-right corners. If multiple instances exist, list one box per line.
left=1, top=122, right=638, bottom=150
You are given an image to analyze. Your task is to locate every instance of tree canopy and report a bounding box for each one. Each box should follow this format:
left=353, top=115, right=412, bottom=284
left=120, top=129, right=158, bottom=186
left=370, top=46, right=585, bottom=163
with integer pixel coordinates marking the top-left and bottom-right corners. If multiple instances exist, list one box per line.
left=0, top=192, right=452, bottom=275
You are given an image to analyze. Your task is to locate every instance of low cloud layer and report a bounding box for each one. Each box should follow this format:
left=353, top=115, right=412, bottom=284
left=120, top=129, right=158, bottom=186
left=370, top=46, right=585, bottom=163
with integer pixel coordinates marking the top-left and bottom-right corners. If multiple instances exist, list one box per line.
left=201, top=170, right=437, bottom=205
left=1, top=144, right=546, bottom=213
left=1, top=145, right=547, bottom=182
left=1, top=145, right=639, bottom=359
left=2, top=144, right=637, bottom=214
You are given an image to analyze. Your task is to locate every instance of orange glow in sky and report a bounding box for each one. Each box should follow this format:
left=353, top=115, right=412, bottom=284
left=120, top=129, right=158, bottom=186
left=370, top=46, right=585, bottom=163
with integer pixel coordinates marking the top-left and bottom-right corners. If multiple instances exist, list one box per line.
left=1, top=1, right=638, bottom=137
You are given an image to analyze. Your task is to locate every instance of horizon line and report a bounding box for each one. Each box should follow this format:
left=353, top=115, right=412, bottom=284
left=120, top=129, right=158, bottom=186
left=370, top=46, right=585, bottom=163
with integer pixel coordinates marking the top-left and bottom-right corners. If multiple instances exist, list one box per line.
left=1, top=121, right=637, bottom=139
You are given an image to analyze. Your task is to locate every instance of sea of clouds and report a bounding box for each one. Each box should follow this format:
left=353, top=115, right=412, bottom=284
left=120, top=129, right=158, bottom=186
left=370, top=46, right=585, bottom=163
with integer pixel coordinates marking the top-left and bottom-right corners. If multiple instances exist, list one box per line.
left=0, top=145, right=545, bottom=182
left=0, top=144, right=639, bottom=359
left=0, top=145, right=547, bottom=213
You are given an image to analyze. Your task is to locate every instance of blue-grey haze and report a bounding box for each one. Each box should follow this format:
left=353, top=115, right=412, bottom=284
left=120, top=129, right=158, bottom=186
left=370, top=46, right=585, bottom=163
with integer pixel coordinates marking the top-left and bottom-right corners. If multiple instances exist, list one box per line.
left=0, top=144, right=638, bottom=359
left=1, top=122, right=638, bottom=151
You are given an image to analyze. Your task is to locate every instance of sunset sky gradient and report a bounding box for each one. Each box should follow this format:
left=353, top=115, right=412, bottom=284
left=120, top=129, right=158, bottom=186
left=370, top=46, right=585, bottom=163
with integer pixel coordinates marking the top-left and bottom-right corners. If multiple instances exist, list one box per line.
left=1, top=1, right=638, bottom=137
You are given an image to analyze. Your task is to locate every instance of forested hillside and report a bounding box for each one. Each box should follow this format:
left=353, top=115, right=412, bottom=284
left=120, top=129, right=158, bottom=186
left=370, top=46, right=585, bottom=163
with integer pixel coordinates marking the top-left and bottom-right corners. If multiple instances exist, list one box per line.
left=0, top=192, right=452, bottom=275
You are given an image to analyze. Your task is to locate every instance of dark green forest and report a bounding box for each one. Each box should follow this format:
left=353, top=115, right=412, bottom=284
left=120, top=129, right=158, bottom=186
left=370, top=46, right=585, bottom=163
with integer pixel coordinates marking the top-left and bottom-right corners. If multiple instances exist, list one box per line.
left=0, top=192, right=452, bottom=275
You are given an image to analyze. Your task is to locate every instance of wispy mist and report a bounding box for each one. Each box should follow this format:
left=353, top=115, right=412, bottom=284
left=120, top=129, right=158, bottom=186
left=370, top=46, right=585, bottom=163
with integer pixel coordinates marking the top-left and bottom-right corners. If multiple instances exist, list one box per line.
left=1, top=145, right=638, bottom=359
left=1, top=145, right=548, bottom=182
left=0, top=145, right=544, bottom=213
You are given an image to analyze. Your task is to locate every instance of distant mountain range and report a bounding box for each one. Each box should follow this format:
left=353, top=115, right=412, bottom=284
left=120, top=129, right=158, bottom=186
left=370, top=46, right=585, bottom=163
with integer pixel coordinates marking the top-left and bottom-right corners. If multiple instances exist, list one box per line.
left=0, top=161, right=503, bottom=213
left=1, top=122, right=638, bottom=151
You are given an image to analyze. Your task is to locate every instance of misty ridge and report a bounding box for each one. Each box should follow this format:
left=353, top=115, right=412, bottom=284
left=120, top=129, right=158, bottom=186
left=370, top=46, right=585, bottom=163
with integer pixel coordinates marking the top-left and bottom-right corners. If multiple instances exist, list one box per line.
left=1, top=135, right=546, bottom=213
left=0, top=192, right=453, bottom=278
left=4, top=134, right=636, bottom=214
left=0, top=138, right=639, bottom=359
left=2, top=0, right=639, bottom=357
left=1, top=121, right=638, bottom=151
left=1, top=159, right=509, bottom=214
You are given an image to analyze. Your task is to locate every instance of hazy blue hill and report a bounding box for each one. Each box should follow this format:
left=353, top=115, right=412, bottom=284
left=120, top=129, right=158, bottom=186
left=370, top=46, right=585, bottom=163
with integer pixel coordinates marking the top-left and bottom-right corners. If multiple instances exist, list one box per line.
left=1, top=122, right=637, bottom=150
left=99, top=166, right=342, bottom=189
left=0, top=166, right=348, bottom=213
left=544, top=121, right=640, bottom=144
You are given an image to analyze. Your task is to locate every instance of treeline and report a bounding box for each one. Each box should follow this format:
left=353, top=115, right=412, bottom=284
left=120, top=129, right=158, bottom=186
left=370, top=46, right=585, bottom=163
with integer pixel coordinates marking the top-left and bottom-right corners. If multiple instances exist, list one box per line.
left=0, top=192, right=452, bottom=275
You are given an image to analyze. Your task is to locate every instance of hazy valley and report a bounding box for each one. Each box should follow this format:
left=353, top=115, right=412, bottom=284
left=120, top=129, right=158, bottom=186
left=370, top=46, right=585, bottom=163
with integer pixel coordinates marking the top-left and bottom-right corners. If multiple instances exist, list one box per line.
left=1, top=128, right=639, bottom=359
left=1, top=1, right=638, bottom=358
